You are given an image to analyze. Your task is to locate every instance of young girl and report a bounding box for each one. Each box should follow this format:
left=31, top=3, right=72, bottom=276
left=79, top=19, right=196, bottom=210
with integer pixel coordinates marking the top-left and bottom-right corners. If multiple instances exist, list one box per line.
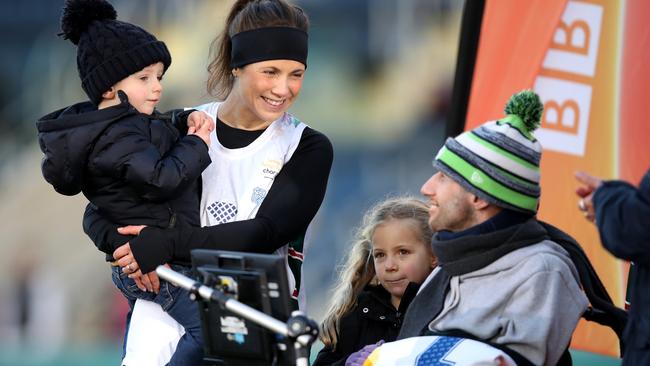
left=313, top=197, right=437, bottom=366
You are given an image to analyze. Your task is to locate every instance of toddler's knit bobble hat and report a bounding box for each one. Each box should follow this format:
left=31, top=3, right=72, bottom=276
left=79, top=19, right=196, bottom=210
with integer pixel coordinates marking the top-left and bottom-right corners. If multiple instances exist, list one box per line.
left=60, top=0, right=171, bottom=105
left=433, top=90, right=544, bottom=213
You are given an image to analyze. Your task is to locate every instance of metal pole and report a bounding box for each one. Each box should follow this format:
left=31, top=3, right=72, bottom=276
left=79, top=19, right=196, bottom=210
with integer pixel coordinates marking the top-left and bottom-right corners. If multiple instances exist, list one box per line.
left=447, top=0, right=486, bottom=137
left=156, top=265, right=289, bottom=336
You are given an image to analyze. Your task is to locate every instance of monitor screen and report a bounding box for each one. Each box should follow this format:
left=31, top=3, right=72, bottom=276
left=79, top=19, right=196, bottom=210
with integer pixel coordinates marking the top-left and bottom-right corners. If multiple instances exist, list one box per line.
left=191, top=249, right=297, bottom=366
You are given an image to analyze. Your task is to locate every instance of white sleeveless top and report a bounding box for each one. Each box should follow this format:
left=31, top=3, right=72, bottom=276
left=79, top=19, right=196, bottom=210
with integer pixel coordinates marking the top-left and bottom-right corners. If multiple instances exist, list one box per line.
left=193, top=101, right=309, bottom=306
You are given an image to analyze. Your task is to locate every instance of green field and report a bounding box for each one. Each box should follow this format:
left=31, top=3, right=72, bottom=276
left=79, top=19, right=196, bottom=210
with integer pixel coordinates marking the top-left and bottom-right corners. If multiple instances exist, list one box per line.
left=0, top=344, right=622, bottom=366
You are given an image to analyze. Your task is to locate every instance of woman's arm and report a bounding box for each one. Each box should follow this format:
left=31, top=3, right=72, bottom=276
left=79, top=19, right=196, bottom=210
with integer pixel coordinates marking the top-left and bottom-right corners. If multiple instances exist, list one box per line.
left=130, top=128, right=333, bottom=273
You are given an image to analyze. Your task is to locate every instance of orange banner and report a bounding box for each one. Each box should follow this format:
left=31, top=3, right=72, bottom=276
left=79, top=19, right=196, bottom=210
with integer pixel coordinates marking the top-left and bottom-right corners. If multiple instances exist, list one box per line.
left=466, top=0, right=567, bottom=128
left=466, top=0, right=650, bottom=357
left=619, top=0, right=650, bottom=184
left=535, top=0, right=622, bottom=355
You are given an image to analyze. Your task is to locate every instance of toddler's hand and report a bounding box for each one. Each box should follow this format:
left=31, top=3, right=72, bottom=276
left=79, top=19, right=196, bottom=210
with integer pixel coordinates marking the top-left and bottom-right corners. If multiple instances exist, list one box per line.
left=187, top=111, right=212, bottom=129
left=187, top=111, right=214, bottom=146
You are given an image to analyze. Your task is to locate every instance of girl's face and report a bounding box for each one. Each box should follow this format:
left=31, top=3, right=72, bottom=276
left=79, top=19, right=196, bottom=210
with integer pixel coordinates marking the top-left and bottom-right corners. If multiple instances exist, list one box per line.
left=372, top=218, right=436, bottom=309
left=229, top=59, right=305, bottom=127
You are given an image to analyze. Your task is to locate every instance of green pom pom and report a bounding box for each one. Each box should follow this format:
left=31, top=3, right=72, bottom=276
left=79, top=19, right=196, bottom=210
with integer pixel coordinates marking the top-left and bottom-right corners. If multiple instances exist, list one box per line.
left=503, top=90, right=543, bottom=133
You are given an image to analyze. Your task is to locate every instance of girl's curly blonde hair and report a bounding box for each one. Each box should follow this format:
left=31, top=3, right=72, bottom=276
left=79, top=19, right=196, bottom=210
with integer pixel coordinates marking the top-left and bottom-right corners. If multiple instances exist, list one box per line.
left=319, top=196, right=433, bottom=348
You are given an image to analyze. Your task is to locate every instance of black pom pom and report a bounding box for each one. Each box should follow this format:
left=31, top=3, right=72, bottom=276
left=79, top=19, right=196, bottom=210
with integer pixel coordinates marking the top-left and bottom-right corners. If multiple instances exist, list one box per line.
left=60, top=0, right=117, bottom=45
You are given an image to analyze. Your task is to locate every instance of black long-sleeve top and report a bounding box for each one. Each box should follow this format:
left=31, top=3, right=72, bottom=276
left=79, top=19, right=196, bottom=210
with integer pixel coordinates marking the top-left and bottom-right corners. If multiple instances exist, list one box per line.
left=83, top=117, right=333, bottom=273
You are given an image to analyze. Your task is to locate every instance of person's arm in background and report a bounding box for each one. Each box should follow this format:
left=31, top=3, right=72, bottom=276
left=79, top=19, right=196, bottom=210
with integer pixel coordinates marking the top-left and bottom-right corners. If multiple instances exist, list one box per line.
left=128, top=128, right=333, bottom=274
left=592, top=170, right=650, bottom=265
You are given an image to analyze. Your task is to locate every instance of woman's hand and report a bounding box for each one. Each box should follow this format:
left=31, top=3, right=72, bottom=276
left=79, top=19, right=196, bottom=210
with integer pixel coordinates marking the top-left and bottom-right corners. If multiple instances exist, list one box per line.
left=114, top=225, right=162, bottom=293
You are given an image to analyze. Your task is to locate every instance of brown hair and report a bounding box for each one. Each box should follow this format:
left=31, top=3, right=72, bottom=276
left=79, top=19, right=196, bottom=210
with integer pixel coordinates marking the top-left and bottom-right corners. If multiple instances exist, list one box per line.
left=206, top=0, right=309, bottom=99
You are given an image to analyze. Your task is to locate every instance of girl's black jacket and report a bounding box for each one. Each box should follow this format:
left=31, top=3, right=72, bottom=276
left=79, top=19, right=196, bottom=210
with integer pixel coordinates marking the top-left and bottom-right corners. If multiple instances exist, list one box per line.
left=37, top=93, right=210, bottom=259
left=313, top=283, right=419, bottom=366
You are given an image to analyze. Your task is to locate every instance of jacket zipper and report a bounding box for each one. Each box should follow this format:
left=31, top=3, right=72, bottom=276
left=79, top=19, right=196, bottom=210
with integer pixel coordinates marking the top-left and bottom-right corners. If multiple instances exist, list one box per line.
left=167, top=205, right=177, bottom=228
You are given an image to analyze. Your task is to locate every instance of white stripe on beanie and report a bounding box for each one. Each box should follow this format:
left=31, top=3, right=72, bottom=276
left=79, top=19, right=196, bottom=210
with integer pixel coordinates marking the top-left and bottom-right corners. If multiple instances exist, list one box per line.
left=456, top=132, right=540, bottom=183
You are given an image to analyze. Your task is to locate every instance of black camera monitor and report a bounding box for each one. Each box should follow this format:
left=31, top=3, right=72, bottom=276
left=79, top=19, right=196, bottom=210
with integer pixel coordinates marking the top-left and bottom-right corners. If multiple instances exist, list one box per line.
left=191, top=249, right=298, bottom=366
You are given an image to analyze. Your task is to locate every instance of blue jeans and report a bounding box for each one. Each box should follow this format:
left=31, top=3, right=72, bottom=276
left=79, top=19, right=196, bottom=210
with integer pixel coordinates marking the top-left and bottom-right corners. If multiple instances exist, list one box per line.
left=112, top=264, right=204, bottom=366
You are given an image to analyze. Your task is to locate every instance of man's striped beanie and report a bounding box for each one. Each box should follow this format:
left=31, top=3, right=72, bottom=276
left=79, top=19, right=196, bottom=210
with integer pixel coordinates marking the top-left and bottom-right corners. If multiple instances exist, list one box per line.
left=433, top=90, right=543, bottom=214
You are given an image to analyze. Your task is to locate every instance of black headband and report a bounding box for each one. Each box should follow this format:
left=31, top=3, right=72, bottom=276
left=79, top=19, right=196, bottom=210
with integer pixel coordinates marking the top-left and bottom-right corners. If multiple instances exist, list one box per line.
left=230, top=27, right=308, bottom=68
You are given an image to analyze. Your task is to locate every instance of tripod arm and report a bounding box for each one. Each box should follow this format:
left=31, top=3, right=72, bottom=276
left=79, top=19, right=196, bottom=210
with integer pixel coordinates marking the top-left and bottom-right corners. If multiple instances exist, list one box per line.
left=156, top=265, right=289, bottom=336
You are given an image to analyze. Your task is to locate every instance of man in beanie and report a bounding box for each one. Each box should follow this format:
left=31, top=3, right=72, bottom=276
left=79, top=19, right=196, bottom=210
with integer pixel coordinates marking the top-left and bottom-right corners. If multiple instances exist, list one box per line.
left=394, top=90, right=590, bottom=366
left=36, top=0, right=214, bottom=364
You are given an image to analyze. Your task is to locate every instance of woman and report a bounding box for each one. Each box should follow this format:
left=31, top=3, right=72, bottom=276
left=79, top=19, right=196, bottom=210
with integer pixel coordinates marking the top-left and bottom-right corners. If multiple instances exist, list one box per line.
left=84, top=0, right=332, bottom=363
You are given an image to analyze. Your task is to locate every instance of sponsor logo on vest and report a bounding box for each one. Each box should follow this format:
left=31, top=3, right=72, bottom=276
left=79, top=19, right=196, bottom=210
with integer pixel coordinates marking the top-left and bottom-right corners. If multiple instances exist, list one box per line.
left=263, top=159, right=282, bottom=170
left=251, top=187, right=267, bottom=205
left=262, top=159, right=282, bottom=180
left=207, top=201, right=238, bottom=224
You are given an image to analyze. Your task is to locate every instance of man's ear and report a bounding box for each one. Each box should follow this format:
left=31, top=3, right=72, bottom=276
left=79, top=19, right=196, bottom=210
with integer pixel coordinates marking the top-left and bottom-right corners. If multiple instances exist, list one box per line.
left=102, top=87, right=116, bottom=99
left=471, top=194, right=490, bottom=211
